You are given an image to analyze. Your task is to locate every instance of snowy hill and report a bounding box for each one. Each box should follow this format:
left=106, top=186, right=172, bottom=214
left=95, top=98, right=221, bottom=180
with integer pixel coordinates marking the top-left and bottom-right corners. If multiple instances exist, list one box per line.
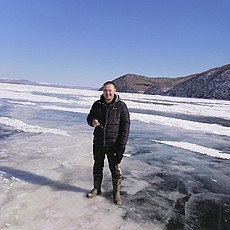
left=164, top=64, right=230, bottom=100
left=109, top=64, right=230, bottom=100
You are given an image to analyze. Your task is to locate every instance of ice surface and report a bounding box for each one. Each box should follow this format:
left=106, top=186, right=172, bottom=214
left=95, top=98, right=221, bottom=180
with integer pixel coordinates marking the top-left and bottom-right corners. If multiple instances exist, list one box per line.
left=0, top=83, right=230, bottom=229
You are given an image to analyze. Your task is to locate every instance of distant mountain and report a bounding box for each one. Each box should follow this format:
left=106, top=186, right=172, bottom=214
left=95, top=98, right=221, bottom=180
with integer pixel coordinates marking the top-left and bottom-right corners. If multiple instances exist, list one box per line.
left=0, top=78, right=96, bottom=90
left=0, top=78, right=38, bottom=85
left=102, top=64, right=230, bottom=100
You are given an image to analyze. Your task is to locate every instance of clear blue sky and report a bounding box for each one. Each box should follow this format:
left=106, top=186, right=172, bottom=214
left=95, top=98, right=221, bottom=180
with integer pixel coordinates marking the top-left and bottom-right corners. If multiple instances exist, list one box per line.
left=0, top=0, right=229, bottom=87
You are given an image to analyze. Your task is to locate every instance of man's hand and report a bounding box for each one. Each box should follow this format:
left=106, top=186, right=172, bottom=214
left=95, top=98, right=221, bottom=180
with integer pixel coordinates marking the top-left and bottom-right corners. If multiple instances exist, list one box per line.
left=92, top=119, right=100, bottom=127
left=113, top=146, right=125, bottom=164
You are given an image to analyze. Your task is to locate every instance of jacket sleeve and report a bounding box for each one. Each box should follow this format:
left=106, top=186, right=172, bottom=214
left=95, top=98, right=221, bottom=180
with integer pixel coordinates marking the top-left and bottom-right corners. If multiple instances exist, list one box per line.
left=87, top=102, right=97, bottom=127
left=115, top=102, right=130, bottom=163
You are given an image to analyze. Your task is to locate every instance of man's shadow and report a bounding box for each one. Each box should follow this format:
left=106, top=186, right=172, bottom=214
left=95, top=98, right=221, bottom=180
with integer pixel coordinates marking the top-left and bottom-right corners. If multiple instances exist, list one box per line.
left=0, top=166, right=88, bottom=194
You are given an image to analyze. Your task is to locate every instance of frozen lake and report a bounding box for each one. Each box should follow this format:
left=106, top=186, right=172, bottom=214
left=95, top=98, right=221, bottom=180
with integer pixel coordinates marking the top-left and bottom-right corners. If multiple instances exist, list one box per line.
left=0, top=82, right=230, bottom=230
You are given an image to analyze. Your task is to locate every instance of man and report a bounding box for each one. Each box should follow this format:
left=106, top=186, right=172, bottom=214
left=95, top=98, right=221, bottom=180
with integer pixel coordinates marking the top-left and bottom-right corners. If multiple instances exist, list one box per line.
left=86, top=81, right=130, bottom=205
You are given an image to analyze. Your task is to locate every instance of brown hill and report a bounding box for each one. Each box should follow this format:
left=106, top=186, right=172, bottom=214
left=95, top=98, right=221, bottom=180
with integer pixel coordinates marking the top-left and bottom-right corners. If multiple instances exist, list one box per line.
left=99, top=74, right=193, bottom=94
left=112, top=74, right=171, bottom=93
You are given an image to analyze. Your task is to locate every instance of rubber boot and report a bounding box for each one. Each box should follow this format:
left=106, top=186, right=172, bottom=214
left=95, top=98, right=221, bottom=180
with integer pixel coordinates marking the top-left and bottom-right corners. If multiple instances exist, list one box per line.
left=86, top=174, right=102, bottom=198
left=112, top=178, right=122, bottom=205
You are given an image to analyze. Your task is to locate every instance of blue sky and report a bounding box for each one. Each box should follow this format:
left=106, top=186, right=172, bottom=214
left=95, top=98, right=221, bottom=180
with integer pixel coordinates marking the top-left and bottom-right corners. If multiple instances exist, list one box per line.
left=0, top=0, right=229, bottom=87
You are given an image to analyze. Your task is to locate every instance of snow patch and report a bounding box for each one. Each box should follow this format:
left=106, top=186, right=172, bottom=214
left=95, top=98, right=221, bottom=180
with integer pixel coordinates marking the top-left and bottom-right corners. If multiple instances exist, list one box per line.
left=153, top=140, right=230, bottom=159
left=0, top=117, right=70, bottom=136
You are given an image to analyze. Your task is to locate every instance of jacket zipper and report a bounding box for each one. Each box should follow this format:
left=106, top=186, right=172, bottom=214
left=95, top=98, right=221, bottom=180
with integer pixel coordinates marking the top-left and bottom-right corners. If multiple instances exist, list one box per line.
left=103, top=104, right=109, bottom=146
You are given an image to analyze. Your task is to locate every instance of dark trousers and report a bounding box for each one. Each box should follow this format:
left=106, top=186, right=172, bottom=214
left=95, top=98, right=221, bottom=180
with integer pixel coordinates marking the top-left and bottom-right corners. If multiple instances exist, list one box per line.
left=93, top=146, right=122, bottom=180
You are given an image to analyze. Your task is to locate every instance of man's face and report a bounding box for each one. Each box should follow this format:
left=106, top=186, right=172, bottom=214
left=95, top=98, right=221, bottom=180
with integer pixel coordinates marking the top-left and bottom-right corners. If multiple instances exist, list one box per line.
left=103, top=84, right=116, bottom=103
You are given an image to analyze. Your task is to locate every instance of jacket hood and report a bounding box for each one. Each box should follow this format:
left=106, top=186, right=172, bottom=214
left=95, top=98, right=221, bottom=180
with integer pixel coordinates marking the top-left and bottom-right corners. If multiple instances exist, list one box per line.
left=100, top=93, right=120, bottom=104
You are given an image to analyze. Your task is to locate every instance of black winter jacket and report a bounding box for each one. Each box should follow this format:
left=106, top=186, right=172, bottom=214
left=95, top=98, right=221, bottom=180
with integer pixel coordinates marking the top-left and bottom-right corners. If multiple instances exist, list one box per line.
left=87, top=94, right=130, bottom=162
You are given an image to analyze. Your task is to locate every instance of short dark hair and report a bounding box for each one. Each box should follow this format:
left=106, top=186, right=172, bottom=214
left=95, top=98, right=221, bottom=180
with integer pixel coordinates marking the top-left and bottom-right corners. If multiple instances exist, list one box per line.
left=103, top=81, right=116, bottom=88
